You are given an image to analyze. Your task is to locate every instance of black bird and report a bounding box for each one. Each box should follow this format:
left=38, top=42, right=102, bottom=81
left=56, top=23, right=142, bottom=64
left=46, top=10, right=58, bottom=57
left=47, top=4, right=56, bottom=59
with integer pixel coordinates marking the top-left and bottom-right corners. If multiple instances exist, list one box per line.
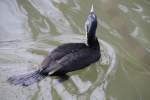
left=8, top=5, right=101, bottom=86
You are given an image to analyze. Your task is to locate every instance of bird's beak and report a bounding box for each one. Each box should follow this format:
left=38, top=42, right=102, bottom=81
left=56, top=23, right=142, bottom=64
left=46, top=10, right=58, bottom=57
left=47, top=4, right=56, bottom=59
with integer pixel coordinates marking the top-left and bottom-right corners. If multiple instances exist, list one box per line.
left=90, top=4, right=94, bottom=13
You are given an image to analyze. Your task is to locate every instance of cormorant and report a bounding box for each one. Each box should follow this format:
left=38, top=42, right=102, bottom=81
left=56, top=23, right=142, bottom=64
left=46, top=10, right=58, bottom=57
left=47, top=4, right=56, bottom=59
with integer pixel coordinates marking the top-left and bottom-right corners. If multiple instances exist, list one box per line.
left=8, top=5, right=101, bottom=86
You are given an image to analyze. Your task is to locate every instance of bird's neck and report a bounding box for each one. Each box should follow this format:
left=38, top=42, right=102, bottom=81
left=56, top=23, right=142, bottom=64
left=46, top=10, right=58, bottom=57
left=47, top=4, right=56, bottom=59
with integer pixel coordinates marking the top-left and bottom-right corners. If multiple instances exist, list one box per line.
left=87, top=34, right=100, bottom=50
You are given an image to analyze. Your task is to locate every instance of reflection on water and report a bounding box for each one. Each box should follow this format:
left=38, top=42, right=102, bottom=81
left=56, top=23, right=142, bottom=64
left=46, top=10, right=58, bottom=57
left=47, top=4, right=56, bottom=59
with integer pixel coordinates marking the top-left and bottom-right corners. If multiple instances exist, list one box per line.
left=0, top=0, right=150, bottom=100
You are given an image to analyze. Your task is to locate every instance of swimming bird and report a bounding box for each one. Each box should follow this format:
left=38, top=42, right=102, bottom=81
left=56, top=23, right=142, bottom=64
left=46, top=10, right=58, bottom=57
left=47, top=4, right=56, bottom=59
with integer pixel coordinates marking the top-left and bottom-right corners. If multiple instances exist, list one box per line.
left=8, top=5, right=101, bottom=86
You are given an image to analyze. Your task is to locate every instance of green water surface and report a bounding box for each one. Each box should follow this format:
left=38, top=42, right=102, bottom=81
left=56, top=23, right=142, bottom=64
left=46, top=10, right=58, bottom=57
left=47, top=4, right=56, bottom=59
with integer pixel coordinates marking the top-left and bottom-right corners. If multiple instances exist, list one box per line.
left=0, top=0, right=150, bottom=100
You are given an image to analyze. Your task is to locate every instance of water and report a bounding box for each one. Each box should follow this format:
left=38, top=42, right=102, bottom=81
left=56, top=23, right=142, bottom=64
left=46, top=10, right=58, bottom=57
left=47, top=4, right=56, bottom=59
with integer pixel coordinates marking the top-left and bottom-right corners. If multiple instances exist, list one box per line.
left=0, top=0, right=150, bottom=100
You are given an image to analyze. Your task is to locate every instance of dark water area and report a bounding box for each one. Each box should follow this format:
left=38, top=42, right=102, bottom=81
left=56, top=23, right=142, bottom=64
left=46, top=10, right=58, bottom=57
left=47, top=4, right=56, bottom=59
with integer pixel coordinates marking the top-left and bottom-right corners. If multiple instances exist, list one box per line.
left=0, top=0, right=150, bottom=100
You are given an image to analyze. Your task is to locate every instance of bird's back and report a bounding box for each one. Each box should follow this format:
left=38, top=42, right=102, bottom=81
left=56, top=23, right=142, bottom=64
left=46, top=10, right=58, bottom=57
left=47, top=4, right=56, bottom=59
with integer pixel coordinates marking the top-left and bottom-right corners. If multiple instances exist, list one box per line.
left=40, top=43, right=100, bottom=75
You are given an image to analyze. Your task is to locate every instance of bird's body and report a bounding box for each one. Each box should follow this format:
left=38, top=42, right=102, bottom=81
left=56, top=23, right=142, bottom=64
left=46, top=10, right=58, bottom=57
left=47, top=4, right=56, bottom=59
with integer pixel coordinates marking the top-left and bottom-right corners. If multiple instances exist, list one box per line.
left=8, top=5, right=101, bottom=86
left=41, top=41, right=100, bottom=76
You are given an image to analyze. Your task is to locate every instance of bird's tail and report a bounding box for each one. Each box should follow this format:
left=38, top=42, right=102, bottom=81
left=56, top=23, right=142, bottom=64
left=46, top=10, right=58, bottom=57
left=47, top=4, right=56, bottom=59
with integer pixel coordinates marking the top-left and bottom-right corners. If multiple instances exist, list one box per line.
left=8, top=70, right=46, bottom=86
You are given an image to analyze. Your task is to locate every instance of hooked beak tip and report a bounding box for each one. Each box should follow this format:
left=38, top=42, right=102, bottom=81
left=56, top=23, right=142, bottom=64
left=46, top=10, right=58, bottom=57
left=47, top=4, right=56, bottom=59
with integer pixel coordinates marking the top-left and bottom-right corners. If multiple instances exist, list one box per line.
left=90, top=4, right=94, bottom=13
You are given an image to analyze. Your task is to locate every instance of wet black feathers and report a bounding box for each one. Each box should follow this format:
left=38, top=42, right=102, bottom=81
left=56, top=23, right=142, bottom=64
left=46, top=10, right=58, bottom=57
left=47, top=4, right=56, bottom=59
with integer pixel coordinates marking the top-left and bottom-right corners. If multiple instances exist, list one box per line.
left=40, top=43, right=100, bottom=75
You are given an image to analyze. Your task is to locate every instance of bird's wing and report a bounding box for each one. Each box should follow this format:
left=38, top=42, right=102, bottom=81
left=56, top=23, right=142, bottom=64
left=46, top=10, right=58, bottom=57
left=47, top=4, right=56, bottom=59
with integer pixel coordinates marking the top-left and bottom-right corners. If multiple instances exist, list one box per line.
left=49, top=43, right=86, bottom=60
left=41, top=48, right=98, bottom=75
left=40, top=43, right=86, bottom=70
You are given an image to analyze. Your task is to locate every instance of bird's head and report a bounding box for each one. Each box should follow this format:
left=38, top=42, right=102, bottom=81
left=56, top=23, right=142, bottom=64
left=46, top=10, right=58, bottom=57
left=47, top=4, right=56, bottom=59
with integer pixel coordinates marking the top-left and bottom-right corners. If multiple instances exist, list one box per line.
left=85, top=4, right=97, bottom=38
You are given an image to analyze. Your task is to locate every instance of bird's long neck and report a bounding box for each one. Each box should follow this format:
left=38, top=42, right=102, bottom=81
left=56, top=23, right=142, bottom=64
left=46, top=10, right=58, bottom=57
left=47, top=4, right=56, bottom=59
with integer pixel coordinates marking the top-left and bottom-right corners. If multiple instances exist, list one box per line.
left=87, top=34, right=100, bottom=50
